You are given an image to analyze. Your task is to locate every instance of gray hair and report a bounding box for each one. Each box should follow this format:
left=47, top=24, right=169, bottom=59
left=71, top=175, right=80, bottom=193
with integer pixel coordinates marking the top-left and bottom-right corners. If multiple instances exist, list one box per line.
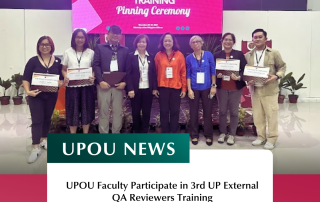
left=189, top=35, right=204, bottom=46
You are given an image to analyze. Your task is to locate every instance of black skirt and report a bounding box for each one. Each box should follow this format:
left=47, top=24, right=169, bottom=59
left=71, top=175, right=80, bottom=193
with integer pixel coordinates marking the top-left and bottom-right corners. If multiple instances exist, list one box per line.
left=65, top=85, right=95, bottom=126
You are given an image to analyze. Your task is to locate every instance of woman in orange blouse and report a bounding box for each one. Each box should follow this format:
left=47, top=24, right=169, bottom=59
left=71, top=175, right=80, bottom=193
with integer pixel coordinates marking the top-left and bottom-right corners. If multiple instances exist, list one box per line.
left=154, top=33, right=187, bottom=133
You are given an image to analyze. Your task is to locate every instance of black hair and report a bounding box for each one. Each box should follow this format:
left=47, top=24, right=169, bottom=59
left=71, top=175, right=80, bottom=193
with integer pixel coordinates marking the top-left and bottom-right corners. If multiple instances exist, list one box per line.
left=108, top=25, right=122, bottom=34
left=158, top=32, right=180, bottom=52
left=71, top=29, right=89, bottom=50
left=133, top=34, right=149, bottom=49
left=222, top=32, right=236, bottom=43
left=252, top=29, right=267, bottom=38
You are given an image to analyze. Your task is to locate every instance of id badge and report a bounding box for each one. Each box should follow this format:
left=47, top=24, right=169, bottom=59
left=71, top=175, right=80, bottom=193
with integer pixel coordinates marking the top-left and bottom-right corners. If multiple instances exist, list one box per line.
left=197, top=72, right=205, bottom=84
left=141, top=70, right=148, bottom=82
left=166, top=67, right=173, bottom=78
left=110, top=60, right=118, bottom=72
left=223, top=75, right=230, bottom=81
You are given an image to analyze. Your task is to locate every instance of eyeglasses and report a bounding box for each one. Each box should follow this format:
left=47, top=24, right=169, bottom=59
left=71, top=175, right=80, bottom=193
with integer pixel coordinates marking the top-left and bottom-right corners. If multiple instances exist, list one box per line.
left=191, top=40, right=202, bottom=44
left=75, top=36, right=85, bottom=40
left=39, top=44, right=51, bottom=48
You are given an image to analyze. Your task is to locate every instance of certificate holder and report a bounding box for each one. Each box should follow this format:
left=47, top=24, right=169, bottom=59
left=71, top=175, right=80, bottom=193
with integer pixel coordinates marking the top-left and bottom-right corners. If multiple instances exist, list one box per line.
left=31, top=73, right=59, bottom=92
left=215, top=58, right=240, bottom=76
left=103, top=72, right=126, bottom=86
left=243, top=65, right=270, bottom=86
left=67, top=67, right=93, bottom=87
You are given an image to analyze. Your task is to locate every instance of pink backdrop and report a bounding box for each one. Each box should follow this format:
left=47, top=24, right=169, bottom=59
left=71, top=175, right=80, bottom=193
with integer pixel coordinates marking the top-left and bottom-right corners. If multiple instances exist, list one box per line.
left=72, top=0, right=222, bottom=34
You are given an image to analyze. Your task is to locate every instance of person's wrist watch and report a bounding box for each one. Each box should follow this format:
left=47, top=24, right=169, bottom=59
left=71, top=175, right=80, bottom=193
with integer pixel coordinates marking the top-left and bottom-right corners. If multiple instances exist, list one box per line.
left=211, top=83, right=217, bottom=88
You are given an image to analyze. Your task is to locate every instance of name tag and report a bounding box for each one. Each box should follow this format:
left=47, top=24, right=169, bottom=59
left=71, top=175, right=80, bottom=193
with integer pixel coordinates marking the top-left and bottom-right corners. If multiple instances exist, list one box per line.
left=223, top=75, right=230, bottom=81
left=197, top=72, right=205, bottom=84
left=166, top=67, right=173, bottom=78
left=141, top=70, right=148, bottom=82
left=110, top=60, right=118, bottom=72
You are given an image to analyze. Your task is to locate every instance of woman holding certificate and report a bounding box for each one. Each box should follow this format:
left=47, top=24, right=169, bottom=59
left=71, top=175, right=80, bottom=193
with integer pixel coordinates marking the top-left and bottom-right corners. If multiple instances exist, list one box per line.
left=126, top=34, right=157, bottom=133
left=62, top=29, right=95, bottom=134
left=154, top=33, right=187, bottom=133
left=186, top=35, right=216, bottom=146
left=22, top=36, right=64, bottom=163
left=214, top=33, right=247, bottom=145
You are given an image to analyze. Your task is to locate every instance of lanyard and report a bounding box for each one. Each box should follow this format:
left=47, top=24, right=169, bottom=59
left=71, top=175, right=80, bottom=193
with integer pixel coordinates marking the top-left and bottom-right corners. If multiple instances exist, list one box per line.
left=166, top=52, right=175, bottom=66
left=138, top=55, right=147, bottom=69
left=111, top=44, right=118, bottom=60
left=39, top=55, right=52, bottom=73
left=193, top=51, right=203, bottom=71
left=75, top=50, right=84, bottom=67
left=255, top=47, right=266, bottom=66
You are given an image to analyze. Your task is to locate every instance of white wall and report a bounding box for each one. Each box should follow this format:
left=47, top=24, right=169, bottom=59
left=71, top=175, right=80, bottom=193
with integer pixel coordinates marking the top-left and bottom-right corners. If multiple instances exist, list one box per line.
left=310, top=12, right=320, bottom=97
left=0, top=9, right=72, bottom=97
left=0, top=9, right=25, bottom=87
left=223, top=11, right=320, bottom=99
left=308, top=0, right=320, bottom=11
left=24, top=10, right=72, bottom=62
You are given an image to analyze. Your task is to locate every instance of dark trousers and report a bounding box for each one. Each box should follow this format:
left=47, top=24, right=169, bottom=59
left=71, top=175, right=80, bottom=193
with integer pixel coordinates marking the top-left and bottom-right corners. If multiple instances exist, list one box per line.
left=158, top=87, right=181, bottom=133
left=28, top=92, right=58, bottom=144
left=130, top=89, right=153, bottom=133
left=189, top=88, right=213, bottom=139
left=216, top=88, right=243, bottom=136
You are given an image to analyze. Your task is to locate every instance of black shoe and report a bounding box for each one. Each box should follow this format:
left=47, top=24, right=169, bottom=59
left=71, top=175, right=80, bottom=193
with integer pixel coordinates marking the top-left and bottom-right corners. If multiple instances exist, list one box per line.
left=206, top=139, right=213, bottom=146
left=191, top=139, right=198, bottom=145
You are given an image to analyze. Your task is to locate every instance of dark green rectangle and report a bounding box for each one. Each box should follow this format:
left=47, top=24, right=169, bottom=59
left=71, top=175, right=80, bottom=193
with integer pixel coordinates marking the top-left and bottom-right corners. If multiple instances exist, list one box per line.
left=47, top=133, right=189, bottom=163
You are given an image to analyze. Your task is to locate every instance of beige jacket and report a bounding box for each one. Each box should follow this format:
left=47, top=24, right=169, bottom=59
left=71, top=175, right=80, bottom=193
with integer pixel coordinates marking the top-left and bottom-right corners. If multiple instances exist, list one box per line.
left=245, top=47, right=286, bottom=96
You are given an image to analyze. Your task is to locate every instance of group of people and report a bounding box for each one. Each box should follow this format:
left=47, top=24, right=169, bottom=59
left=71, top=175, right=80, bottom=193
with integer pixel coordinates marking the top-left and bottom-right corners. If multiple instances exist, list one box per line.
left=23, top=25, right=286, bottom=163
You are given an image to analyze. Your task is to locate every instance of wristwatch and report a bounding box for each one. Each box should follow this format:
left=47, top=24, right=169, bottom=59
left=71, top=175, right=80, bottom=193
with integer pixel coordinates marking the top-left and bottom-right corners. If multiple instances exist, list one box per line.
left=211, top=83, right=217, bottom=88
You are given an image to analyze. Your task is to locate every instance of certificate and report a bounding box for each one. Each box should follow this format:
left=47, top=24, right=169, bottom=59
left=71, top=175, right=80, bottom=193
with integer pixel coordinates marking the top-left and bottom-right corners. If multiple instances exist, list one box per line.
left=31, top=73, right=59, bottom=92
left=67, top=67, right=93, bottom=87
left=216, top=59, right=240, bottom=76
left=243, top=65, right=270, bottom=86
left=67, top=67, right=92, bottom=80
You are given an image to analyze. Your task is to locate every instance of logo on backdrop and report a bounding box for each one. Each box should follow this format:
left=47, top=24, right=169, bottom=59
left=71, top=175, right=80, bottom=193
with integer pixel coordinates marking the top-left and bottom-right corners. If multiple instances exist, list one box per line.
left=241, top=40, right=272, bottom=54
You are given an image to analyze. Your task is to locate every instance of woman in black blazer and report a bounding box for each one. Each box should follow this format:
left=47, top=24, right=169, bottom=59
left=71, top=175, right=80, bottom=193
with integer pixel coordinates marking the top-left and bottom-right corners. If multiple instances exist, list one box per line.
left=126, top=34, right=158, bottom=133
left=214, top=33, right=247, bottom=145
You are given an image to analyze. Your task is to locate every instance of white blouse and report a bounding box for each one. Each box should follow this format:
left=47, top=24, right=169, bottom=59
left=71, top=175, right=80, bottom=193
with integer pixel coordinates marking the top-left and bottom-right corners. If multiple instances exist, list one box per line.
left=134, top=50, right=149, bottom=89
left=61, top=47, right=94, bottom=87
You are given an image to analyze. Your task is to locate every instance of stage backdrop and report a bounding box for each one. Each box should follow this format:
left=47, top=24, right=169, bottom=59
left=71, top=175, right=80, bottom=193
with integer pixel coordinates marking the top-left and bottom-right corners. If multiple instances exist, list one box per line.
left=72, top=0, right=223, bottom=34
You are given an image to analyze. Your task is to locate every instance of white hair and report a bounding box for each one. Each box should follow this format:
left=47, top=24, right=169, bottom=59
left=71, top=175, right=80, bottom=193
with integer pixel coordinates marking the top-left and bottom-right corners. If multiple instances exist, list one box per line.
left=189, top=35, right=204, bottom=46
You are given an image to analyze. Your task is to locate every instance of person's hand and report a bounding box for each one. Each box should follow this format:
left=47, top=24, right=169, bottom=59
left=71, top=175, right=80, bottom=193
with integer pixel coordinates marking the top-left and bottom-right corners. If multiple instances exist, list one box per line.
left=247, top=80, right=254, bottom=86
left=27, top=89, right=41, bottom=97
left=58, top=80, right=64, bottom=87
left=100, top=81, right=110, bottom=89
left=153, top=90, right=159, bottom=98
left=210, top=87, right=216, bottom=96
left=128, top=91, right=135, bottom=98
left=115, top=82, right=126, bottom=90
left=188, top=89, right=195, bottom=99
left=265, top=74, right=278, bottom=84
left=217, top=73, right=223, bottom=78
left=89, top=76, right=95, bottom=84
left=64, top=77, right=69, bottom=84
left=180, top=91, right=186, bottom=99
left=231, top=73, right=241, bottom=81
